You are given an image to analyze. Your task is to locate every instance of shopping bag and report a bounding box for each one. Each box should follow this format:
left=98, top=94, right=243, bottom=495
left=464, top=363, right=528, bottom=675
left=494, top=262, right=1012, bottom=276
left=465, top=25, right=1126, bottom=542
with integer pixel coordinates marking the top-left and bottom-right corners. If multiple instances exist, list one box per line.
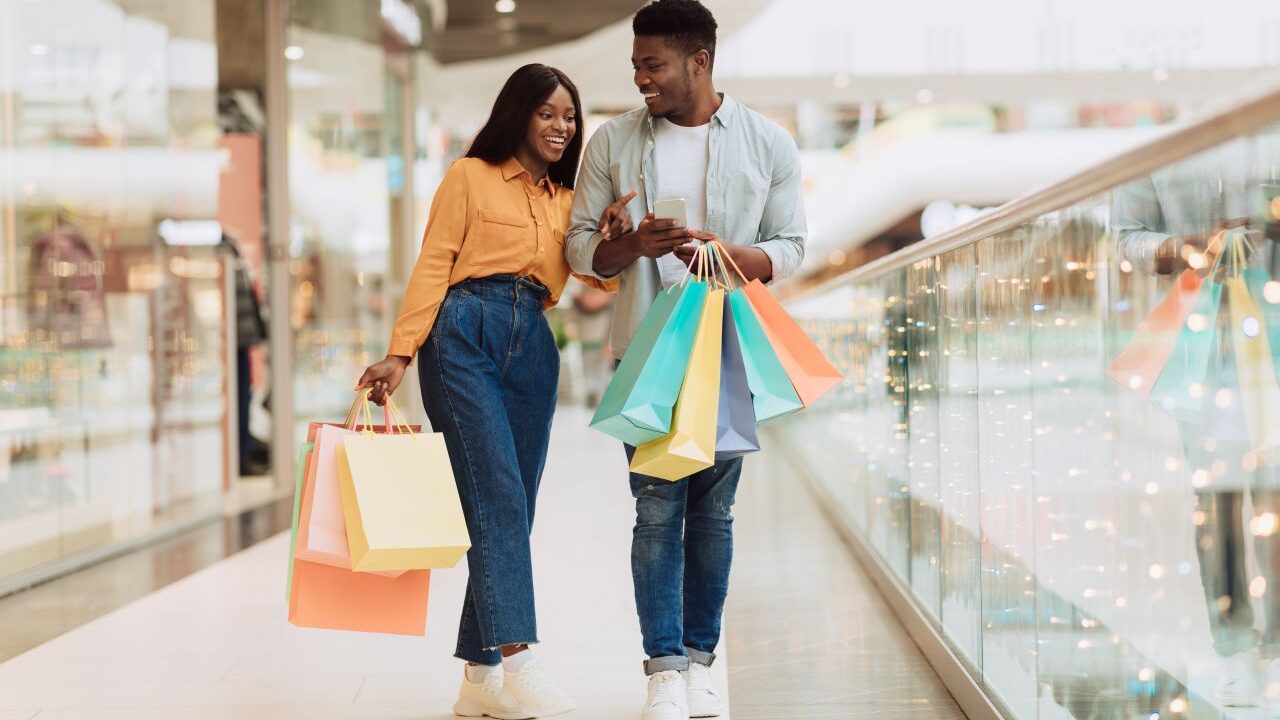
left=296, top=396, right=415, bottom=576
left=727, top=290, right=803, bottom=424
left=715, top=294, right=760, bottom=461
left=338, top=399, right=471, bottom=572
left=742, top=279, right=843, bottom=407
left=591, top=280, right=710, bottom=445
left=1228, top=268, right=1280, bottom=452
left=1149, top=277, right=1222, bottom=417
left=1107, top=269, right=1205, bottom=396
left=630, top=286, right=724, bottom=481
left=287, top=559, right=430, bottom=635
left=285, top=442, right=315, bottom=603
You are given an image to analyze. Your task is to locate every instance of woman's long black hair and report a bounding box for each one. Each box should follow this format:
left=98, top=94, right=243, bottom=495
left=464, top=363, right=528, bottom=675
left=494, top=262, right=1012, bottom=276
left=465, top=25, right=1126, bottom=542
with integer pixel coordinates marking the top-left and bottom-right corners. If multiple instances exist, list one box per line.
left=465, top=64, right=584, bottom=190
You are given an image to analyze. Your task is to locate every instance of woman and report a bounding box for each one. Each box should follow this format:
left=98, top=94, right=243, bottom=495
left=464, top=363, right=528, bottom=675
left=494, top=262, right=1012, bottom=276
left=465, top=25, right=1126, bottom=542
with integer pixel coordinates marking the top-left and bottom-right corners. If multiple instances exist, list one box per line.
left=355, top=64, right=630, bottom=719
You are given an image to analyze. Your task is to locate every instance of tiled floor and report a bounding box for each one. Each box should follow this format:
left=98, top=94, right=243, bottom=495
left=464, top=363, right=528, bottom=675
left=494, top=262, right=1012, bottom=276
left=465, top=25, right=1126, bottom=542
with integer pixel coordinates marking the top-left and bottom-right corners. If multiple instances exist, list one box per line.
left=0, top=407, right=961, bottom=718
left=0, top=408, right=730, bottom=718
left=724, top=446, right=965, bottom=720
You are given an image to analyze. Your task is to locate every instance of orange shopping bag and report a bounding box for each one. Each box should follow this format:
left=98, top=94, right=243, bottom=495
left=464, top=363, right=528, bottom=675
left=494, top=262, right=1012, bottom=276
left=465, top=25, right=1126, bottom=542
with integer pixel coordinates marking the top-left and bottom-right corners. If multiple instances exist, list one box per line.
left=712, top=242, right=842, bottom=407
left=1107, top=269, right=1205, bottom=397
left=287, top=559, right=430, bottom=635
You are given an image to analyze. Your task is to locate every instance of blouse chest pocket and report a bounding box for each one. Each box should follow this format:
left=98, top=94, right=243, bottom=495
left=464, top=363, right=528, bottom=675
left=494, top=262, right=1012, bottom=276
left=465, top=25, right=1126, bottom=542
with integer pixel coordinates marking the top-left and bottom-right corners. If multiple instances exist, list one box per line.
left=469, top=206, right=535, bottom=269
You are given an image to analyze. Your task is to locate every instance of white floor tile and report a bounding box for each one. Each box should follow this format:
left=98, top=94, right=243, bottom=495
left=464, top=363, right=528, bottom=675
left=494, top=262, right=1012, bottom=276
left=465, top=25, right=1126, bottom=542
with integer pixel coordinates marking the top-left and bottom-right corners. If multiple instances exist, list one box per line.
left=0, top=408, right=730, bottom=718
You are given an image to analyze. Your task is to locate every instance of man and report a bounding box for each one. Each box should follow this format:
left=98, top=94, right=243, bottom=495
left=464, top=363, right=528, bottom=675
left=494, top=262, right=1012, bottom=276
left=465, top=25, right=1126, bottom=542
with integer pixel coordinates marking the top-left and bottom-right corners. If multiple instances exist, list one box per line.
left=566, top=2, right=806, bottom=718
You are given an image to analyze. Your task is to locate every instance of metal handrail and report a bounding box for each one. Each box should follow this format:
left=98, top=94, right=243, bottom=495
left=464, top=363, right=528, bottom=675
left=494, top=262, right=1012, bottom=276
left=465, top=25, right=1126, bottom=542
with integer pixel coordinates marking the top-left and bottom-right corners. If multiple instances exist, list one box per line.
left=787, top=70, right=1280, bottom=301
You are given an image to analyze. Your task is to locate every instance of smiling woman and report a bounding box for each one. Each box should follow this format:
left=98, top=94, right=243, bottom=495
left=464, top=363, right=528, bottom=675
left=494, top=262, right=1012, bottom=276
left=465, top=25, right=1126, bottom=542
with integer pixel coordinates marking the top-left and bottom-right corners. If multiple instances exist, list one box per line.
left=352, top=62, right=625, bottom=718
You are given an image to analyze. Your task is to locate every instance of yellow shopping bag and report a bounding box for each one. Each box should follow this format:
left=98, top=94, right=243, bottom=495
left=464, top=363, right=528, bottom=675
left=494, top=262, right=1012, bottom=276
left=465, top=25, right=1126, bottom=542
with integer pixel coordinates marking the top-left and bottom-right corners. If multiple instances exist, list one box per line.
left=1227, top=269, right=1280, bottom=453
left=630, top=282, right=725, bottom=482
left=337, top=399, right=471, bottom=572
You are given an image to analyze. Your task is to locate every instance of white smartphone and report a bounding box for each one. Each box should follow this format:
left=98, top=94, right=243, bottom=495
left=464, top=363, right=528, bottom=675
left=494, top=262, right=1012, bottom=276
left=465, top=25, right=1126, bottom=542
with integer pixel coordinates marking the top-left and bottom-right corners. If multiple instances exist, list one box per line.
left=653, top=197, right=687, bottom=228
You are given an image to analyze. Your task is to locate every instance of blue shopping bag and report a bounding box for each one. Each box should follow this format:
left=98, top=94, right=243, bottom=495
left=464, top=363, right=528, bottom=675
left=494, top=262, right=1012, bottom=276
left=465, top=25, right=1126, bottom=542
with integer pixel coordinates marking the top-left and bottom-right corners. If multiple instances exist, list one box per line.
left=715, top=295, right=761, bottom=461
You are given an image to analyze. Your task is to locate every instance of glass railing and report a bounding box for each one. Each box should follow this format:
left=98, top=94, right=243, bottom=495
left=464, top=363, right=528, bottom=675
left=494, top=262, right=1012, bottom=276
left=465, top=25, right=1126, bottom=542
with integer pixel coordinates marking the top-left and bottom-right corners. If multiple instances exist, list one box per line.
left=771, top=77, right=1280, bottom=719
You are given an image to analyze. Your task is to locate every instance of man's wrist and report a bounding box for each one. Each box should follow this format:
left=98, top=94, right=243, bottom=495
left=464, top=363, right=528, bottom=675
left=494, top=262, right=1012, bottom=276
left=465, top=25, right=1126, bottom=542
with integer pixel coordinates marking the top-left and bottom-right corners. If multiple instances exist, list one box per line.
left=387, top=354, right=411, bottom=367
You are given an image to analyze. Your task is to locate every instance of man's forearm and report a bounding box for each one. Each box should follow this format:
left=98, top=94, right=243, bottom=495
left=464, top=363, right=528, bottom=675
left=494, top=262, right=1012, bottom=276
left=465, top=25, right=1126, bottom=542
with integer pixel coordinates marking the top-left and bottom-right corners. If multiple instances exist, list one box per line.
left=592, top=233, right=642, bottom=277
left=732, top=246, right=774, bottom=284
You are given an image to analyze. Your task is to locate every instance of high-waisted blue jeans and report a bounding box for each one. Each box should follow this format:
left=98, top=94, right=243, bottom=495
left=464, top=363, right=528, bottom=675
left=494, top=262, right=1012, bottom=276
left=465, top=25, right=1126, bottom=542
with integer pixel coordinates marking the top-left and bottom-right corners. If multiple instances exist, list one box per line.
left=418, top=275, right=558, bottom=666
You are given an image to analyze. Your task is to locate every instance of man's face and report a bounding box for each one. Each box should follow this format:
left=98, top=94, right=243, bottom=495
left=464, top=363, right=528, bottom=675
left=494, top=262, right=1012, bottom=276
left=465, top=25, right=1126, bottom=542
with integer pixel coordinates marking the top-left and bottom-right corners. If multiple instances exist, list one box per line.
left=632, top=35, right=695, bottom=120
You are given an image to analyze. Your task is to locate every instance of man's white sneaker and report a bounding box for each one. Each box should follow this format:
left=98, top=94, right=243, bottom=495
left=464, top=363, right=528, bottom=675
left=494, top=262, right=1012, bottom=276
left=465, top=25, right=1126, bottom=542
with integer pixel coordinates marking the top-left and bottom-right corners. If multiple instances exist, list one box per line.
left=498, top=659, right=576, bottom=719
left=683, top=662, right=724, bottom=718
left=641, top=670, right=689, bottom=720
left=452, top=668, right=529, bottom=719
left=1218, top=649, right=1262, bottom=707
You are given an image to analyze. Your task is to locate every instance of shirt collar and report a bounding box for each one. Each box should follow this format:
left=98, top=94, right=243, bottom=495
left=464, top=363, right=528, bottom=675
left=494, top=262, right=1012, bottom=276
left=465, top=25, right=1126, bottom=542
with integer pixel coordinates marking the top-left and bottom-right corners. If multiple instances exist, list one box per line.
left=646, top=93, right=736, bottom=133
left=501, top=156, right=558, bottom=197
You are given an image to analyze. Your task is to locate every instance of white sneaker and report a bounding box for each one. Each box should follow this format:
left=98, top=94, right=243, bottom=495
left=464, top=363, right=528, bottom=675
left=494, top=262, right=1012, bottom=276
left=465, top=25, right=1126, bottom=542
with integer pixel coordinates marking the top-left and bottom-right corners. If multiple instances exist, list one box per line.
left=683, top=662, right=723, bottom=717
left=641, top=670, right=689, bottom=720
left=498, top=659, right=576, bottom=719
left=452, top=667, right=529, bottom=719
left=1218, top=649, right=1262, bottom=707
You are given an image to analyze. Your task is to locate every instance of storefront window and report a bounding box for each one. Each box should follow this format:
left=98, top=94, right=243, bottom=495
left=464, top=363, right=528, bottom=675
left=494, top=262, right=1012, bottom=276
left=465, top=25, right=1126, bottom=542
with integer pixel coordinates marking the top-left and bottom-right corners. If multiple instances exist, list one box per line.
left=286, top=0, right=408, bottom=431
left=0, top=0, right=225, bottom=586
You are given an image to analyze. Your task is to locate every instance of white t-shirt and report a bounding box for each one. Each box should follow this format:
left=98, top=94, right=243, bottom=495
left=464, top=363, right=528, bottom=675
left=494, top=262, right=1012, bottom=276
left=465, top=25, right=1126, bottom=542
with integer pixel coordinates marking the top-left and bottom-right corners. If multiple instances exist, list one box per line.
left=653, top=118, right=710, bottom=288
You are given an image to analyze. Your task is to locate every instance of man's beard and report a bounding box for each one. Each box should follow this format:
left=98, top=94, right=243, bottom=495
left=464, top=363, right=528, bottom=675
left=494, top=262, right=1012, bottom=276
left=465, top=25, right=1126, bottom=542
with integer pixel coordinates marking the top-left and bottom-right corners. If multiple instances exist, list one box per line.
left=651, top=71, right=694, bottom=119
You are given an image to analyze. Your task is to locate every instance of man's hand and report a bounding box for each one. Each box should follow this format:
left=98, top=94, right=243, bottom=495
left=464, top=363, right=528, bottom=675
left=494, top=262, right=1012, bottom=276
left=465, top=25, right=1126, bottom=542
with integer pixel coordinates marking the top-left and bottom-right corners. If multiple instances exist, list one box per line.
left=599, top=191, right=637, bottom=241
left=591, top=213, right=690, bottom=277
left=676, top=230, right=775, bottom=284
left=355, top=355, right=411, bottom=406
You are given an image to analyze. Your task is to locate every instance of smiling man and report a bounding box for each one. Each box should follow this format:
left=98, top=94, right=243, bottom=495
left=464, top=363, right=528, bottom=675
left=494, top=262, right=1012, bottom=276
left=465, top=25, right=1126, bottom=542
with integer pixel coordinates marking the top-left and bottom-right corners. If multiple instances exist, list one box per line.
left=565, top=2, right=806, bottom=718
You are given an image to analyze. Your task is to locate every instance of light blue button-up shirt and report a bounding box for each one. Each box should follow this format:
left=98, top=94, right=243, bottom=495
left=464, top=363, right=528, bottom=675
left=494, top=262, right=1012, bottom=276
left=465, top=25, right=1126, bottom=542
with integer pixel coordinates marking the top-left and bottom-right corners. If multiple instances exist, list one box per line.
left=566, top=94, right=807, bottom=359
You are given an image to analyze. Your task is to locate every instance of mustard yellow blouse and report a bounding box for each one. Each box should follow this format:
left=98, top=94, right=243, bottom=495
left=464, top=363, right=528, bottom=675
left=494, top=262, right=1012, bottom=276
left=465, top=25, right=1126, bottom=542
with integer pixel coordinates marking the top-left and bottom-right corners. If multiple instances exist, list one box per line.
left=388, top=156, right=611, bottom=358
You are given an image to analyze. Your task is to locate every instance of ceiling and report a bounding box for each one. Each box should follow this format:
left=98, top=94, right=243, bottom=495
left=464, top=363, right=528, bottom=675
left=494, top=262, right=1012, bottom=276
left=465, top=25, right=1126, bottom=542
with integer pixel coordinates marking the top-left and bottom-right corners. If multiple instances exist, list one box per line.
left=431, top=0, right=643, bottom=64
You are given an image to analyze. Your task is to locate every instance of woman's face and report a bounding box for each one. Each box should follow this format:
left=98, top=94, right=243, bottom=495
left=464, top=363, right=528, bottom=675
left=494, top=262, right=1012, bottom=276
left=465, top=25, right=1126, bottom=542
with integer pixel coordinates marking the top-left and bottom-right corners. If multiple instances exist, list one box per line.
left=524, top=84, right=576, bottom=167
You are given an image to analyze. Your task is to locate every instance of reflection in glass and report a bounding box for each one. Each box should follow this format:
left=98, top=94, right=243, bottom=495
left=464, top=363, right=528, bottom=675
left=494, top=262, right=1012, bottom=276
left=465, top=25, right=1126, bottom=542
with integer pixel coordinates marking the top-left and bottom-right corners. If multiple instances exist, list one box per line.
left=775, top=125, right=1280, bottom=717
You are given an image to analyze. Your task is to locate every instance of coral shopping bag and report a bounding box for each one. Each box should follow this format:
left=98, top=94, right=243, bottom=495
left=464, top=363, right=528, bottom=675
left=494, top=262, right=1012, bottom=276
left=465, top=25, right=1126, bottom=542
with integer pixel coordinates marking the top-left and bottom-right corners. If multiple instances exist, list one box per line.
left=713, top=242, right=843, bottom=407
left=1107, top=269, right=1205, bottom=397
left=287, top=558, right=430, bottom=636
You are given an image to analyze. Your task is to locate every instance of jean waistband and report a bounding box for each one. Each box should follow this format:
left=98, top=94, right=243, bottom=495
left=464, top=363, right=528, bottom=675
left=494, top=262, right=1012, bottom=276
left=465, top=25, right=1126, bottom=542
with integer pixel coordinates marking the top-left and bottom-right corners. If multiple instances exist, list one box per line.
left=453, top=275, right=550, bottom=309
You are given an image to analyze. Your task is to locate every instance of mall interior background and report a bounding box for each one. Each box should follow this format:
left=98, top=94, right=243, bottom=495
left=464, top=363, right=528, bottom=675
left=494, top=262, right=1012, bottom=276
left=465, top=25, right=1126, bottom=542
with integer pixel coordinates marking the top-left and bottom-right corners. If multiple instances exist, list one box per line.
left=2, top=1, right=1280, bottom=717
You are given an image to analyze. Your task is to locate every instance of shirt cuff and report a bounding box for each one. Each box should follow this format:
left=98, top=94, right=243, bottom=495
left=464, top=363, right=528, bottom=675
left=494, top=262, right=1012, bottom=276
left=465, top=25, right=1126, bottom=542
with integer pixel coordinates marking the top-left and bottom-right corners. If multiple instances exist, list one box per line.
left=387, top=338, right=418, bottom=365
left=755, top=240, right=790, bottom=285
left=577, top=233, right=620, bottom=280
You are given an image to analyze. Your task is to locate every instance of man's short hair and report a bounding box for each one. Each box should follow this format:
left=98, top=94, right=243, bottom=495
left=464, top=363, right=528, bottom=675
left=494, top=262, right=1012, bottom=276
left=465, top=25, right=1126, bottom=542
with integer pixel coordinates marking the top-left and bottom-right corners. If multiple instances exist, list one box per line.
left=633, top=0, right=718, bottom=65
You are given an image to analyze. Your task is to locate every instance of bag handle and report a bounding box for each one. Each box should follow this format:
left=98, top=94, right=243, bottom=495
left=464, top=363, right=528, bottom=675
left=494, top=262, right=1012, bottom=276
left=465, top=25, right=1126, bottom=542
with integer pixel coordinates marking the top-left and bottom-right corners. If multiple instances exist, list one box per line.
left=342, top=391, right=368, bottom=430
left=709, top=241, right=750, bottom=286
left=705, top=242, right=736, bottom=291
left=382, top=397, right=418, bottom=437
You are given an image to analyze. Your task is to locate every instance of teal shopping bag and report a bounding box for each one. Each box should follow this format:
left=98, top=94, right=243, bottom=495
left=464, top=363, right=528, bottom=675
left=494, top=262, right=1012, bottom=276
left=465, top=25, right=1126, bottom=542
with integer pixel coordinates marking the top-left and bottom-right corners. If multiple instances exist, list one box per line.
left=591, top=281, right=711, bottom=445
left=286, top=442, right=315, bottom=603
left=1150, top=278, right=1223, bottom=418
left=728, top=290, right=803, bottom=424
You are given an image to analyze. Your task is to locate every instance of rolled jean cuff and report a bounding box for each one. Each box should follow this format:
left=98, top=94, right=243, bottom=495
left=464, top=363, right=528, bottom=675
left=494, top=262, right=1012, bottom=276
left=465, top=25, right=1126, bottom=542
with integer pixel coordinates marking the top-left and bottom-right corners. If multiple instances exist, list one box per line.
left=685, top=647, right=716, bottom=667
left=644, top=655, right=690, bottom=675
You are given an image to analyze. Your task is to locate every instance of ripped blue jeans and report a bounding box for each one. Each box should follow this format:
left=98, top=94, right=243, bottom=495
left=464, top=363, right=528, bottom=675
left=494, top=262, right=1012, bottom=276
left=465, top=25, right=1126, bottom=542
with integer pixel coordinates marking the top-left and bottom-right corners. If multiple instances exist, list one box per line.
left=624, top=445, right=743, bottom=675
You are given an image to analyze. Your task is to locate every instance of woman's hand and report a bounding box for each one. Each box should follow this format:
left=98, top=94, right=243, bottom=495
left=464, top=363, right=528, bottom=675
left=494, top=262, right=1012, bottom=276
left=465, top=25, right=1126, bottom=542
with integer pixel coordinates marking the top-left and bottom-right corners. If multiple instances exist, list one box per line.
left=355, top=355, right=411, bottom=406
left=599, top=190, right=637, bottom=241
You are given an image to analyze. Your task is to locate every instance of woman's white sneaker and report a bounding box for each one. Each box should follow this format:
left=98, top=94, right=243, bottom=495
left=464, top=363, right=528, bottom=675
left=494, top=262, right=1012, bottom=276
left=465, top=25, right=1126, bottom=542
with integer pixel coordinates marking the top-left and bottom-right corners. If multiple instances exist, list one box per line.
left=452, top=667, right=529, bottom=719
left=683, top=662, right=724, bottom=717
left=641, top=670, right=689, bottom=720
left=499, top=659, right=576, bottom=718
